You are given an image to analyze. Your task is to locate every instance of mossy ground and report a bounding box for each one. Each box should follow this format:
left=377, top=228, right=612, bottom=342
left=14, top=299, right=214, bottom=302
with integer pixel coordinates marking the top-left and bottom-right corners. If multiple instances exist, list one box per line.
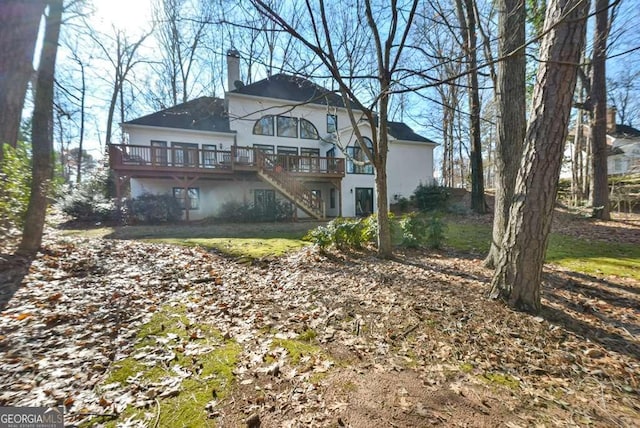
left=93, top=304, right=241, bottom=427
left=480, top=372, right=521, bottom=389
left=272, top=329, right=323, bottom=365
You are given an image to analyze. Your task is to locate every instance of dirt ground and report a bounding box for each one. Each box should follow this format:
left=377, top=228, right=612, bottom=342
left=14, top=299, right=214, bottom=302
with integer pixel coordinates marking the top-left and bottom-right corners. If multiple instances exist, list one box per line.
left=0, top=211, right=638, bottom=427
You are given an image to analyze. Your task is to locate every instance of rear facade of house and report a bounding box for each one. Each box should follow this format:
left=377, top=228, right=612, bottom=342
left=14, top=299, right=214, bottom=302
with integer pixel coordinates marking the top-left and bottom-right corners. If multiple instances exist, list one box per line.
left=109, top=52, right=437, bottom=221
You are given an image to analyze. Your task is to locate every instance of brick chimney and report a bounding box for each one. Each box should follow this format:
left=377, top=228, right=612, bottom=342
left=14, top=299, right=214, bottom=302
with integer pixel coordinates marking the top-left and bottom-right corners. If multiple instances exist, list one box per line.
left=607, top=106, right=617, bottom=133
left=226, top=49, right=241, bottom=92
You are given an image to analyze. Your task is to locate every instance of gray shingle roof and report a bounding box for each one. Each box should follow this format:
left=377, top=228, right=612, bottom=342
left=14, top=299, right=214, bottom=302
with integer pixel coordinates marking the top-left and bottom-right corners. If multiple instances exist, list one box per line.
left=124, top=97, right=232, bottom=133
left=125, top=78, right=437, bottom=144
left=387, top=121, right=437, bottom=144
left=230, top=73, right=350, bottom=107
left=610, top=124, right=640, bottom=139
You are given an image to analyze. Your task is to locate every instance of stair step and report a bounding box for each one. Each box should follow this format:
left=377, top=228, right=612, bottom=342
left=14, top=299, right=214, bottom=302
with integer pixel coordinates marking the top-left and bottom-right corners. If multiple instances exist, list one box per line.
left=257, top=170, right=324, bottom=220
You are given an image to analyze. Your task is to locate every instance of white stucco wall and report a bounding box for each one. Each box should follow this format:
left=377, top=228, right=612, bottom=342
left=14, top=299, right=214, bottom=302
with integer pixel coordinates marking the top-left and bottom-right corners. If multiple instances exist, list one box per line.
left=124, top=125, right=236, bottom=151
left=131, top=177, right=308, bottom=221
left=387, top=140, right=436, bottom=201
left=608, top=140, right=640, bottom=175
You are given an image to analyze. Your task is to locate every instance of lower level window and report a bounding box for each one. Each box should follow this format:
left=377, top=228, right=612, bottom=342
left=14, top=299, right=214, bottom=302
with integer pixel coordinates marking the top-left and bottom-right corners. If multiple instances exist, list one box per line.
left=173, top=187, right=200, bottom=210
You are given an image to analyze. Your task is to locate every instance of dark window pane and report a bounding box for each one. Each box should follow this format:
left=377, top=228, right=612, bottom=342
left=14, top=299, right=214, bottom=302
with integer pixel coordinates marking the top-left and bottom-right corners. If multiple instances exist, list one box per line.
left=300, top=118, right=319, bottom=139
left=253, top=115, right=274, bottom=135
left=327, top=114, right=337, bottom=133
left=277, top=116, right=298, bottom=138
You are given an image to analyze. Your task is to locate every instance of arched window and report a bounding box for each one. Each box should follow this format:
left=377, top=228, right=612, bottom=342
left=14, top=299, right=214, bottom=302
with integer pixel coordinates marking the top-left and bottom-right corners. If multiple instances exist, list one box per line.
left=253, top=115, right=274, bottom=136
left=346, top=137, right=374, bottom=174
left=300, top=118, right=319, bottom=139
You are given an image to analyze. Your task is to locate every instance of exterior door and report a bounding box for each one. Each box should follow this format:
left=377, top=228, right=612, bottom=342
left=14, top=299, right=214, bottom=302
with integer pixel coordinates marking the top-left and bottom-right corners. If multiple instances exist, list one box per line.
left=151, top=140, right=168, bottom=166
left=355, top=187, right=373, bottom=216
left=172, top=142, right=198, bottom=167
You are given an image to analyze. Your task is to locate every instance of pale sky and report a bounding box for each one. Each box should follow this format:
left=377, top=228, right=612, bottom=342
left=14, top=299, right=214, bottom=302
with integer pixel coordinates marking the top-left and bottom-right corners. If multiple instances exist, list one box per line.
left=92, top=0, right=153, bottom=33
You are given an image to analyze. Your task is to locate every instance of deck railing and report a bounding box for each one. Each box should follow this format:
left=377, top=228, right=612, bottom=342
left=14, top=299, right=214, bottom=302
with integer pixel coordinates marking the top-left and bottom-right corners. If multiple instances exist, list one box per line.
left=109, top=144, right=344, bottom=176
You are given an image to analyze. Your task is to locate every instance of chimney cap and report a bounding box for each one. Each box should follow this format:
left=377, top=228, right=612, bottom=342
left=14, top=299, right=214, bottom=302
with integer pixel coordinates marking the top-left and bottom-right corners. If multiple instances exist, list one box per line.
left=227, top=49, right=240, bottom=58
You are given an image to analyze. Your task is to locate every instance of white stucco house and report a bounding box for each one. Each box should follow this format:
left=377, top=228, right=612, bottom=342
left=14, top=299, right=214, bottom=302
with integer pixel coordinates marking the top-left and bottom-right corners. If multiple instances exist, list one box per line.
left=607, top=124, right=640, bottom=176
left=109, top=52, right=437, bottom=221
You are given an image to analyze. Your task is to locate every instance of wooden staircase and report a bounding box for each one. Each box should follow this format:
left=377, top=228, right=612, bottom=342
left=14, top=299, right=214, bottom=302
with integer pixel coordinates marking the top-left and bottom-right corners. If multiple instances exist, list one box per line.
left=255, top=151, right=326, bottom=220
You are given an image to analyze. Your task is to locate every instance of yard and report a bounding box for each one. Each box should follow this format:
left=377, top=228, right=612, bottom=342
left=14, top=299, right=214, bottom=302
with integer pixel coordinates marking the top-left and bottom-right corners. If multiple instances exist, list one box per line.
left=0, top=209, right=638, bottom=427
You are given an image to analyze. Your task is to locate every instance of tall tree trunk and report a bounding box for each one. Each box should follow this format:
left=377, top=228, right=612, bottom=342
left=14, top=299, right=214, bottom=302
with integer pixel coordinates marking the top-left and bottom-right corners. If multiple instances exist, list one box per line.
left=76, top=60, right=86, bottom=184
left=590, top=0, right=610, bottom=220
left=375, top=77, right=392, bottom=258
left=489, top=0, right=589, bottom=313
left=572, top=108, right=584, bottom=204
left=0, top=0, right=45, bottom=159
left=484, top=0, right=526, bottom=268
left=456, top=0, right=486, bottom=213
left=18, top=0, right=63, bottom=256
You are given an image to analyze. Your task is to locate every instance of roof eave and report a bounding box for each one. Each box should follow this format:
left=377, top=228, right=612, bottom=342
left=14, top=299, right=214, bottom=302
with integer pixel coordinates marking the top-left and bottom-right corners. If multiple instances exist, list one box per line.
left=121, top=123, right=236, bottom=137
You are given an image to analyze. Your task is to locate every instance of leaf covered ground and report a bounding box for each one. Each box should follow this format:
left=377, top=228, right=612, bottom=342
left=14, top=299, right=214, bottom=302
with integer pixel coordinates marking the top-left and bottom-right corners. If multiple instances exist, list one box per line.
left=0, top=213, right=638, bottom=427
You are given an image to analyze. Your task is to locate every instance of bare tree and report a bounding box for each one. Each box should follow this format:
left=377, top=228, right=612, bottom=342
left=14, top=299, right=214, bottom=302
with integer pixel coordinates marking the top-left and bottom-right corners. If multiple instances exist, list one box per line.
left=55, top=36, right=89, bottom=184
left=0, top=0, right=46, bottom=160
left=455, top=0, right=486, bottom=213
left=484, top=0, right=526, bottom=267
left=489, top=0, right=589, bottom=313
left=89, top=26, right=153, bottom=145
left=250, top=0, right=419, bottom=258
left=19, top=0, right=64, bottom=256
left=411, top=4, right=465, bottom=188
left=152, top=0, right=213, bottom=107
left=608, top=69, right=640, bottom=126
left=590, top=0, right=613, bottom=220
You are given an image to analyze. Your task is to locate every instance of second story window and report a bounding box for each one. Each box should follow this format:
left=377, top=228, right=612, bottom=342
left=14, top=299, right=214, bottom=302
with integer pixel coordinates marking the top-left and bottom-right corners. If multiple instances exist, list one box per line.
left=346, top=137, right=374, bottom=175
left=253, top=115, right=274, bottom=136
left=277, top=116, right=298, bottom=138
left=300, top=118, right=319, bottom=139
left=327, top=114, right=337, bottom=133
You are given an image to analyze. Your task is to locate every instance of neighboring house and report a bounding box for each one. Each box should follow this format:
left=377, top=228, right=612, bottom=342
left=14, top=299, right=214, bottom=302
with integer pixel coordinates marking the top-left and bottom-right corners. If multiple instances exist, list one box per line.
left=607, top=124, right=640, bottom=176
left=109, top=52, right=437, bottom=221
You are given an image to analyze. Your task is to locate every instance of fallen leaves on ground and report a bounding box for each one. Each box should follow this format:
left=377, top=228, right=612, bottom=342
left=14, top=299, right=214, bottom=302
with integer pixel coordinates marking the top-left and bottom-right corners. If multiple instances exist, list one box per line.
left=0, top=219, right=638, bottom=427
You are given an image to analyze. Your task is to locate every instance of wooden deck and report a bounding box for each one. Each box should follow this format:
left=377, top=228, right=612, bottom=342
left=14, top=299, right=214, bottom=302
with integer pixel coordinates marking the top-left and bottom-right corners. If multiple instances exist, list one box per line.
left=108, top=144, right=345, bottom=180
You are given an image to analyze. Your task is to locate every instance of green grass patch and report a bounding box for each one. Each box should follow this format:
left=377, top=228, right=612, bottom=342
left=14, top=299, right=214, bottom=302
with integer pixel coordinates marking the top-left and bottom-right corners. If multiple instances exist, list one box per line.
left=445, top=220, right=640, bottom=280
left=59, top=227, right=114, bottom=239
left=546, top=234, right=640, bottom=279
left=147, top=237, right=307, bottom=259
left=63, top=222, right=320, bottom=259
left=96, top=304, right=241, bottom=427
left=444, top=222, right=492, bottom=254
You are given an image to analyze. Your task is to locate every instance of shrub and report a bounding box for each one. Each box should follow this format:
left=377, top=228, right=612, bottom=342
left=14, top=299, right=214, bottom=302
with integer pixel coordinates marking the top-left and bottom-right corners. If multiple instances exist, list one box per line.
left=391, top=194, right=411, bottom=213
left=399, top=212, right=427, bottom=248
left=305, top=216, right=377, bottom=252
left=304, top=225, right=333, bottom=252
left=0, top=142, right=31, bottom=230
left=216, top=200, right=253, bottom=222
left=411, top=183, right=450, bottom=212
left=216, top=199, right=295, bottom=222
left=425, top=213, right=447, bottom=249
left=127, top=193, right=183, bottom=224
left=58, top=168, right=116, bottom=222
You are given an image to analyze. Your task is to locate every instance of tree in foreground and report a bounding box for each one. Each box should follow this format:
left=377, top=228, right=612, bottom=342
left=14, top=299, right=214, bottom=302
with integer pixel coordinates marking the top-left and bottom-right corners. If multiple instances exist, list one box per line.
left=589, top=0, right=612, bottom=220
left=484, top=0, right=526, bottom=268
left=0, top=0, right=46, bottom=160
left=455, top=0, right=486, bottom=214
left=489, top=0, right=589, bottom=313
left=18, top=0, right=63, bottom=256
